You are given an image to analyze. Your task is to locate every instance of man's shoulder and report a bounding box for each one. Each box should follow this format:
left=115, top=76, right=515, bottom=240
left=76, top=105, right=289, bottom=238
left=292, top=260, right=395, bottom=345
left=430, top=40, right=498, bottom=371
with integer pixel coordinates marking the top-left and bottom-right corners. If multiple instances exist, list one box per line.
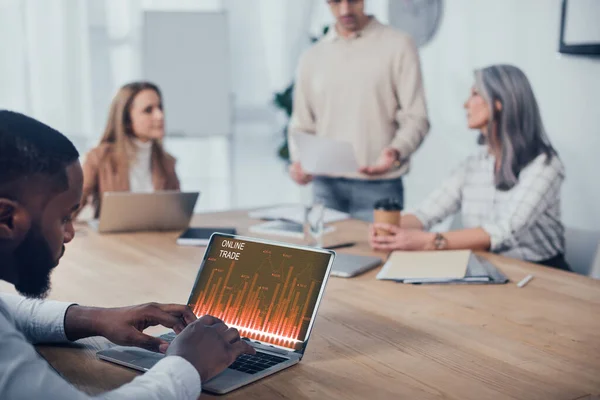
left=376, top=23, right=417, bottom=48
left=299, top=38, right=330, bottom=63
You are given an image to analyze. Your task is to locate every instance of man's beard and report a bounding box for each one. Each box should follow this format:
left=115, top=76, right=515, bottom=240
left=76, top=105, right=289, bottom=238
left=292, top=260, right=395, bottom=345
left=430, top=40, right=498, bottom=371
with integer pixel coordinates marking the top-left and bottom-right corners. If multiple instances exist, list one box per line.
left=13, top=227, right=61, bottom=299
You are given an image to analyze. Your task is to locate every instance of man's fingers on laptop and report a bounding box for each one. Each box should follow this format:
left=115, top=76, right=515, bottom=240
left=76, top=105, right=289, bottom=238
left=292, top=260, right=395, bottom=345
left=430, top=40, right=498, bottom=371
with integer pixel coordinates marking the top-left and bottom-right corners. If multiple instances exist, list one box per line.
left=167, top=322, right=247, bottom=382
left=198, top=314, right=224, bottom=326
left=131, top=331, right=167, bottom=353
left=223, top=327, right=241, bottom=344
left=158, top=304, right=198, bottom=325
left=211, top=322, right=230, bottom=336
left=231, top=339, right=256, bottom=356
left=143, top=306, right=186, bottom=333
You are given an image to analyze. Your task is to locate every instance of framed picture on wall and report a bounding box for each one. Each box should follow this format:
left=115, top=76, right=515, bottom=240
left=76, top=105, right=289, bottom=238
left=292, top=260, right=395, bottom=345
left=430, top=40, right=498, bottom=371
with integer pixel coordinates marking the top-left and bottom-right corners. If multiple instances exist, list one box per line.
left=559, top=0, right=600, bottom=56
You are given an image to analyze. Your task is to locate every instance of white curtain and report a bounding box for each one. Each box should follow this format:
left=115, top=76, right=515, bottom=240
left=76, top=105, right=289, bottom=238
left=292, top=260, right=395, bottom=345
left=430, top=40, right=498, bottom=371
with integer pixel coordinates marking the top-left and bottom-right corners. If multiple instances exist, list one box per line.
left=221, top=0, right=314, bottom=112
left=257, top=0, right=314, bottom=94
left=0, top=0, right=93, bottom=148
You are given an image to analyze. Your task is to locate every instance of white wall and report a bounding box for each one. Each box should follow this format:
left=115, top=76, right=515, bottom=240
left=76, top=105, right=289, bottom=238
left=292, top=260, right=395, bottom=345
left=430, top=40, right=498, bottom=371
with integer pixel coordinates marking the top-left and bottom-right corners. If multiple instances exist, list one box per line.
left=0, top=0, right=93, bottom=141
left=223, top=0, right=314, bottom=112
left=404, top=0, right=600, bottom=230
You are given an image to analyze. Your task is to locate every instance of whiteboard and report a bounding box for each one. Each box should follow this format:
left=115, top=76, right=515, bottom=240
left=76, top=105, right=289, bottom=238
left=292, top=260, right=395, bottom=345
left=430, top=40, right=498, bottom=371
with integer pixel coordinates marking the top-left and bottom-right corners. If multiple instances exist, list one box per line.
left=143, top=11, right=232, bottom=137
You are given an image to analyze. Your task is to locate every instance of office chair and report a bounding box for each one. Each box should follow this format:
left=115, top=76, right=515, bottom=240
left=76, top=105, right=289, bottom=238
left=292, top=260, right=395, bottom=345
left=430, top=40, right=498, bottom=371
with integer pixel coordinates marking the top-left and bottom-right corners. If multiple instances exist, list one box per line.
left=564, top=227, right=600, bottom=279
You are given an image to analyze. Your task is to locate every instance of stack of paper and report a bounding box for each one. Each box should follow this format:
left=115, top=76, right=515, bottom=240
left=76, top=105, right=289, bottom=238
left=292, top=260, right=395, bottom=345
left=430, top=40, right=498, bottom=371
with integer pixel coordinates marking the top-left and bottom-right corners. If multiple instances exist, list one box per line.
left=248, top=205, right=349, bottom=225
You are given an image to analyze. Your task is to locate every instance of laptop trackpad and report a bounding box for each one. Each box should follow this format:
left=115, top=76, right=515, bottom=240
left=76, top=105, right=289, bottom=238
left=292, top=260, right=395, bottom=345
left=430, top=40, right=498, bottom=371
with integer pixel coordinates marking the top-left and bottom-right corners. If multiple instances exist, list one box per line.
left=204, top=368, right=249, bottom=394
left=97, top=347, right=165, bottom=371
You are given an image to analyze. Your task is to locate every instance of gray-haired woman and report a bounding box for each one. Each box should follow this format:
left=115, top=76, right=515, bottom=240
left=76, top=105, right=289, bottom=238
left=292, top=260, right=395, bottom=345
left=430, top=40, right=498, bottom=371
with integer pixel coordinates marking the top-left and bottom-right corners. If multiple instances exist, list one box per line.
left=369, top=64, right=569, bottom=270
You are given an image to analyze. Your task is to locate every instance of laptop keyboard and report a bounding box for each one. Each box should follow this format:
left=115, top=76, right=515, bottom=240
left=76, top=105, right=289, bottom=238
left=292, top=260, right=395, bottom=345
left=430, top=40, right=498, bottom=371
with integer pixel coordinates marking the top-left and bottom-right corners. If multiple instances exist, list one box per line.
left=229, top=352, right=288, bottom=374
left=159, top=331, right=288, bottom=374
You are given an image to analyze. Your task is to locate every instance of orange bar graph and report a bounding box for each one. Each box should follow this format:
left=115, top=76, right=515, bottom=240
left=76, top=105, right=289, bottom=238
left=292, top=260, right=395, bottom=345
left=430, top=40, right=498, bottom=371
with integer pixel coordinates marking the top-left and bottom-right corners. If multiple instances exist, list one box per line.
left=188, top=247, right=329, bottom=350
left=214, top=261, right=235, bottom=314
left=262, top=283, right=281, bottom=331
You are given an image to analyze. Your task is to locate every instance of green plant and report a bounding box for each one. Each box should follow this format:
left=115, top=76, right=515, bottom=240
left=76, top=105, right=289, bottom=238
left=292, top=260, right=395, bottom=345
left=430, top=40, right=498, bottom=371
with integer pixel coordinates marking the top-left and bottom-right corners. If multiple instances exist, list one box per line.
left=274, top=83, right=294, bottom=161
left=274, top=26, right=329, bottom=162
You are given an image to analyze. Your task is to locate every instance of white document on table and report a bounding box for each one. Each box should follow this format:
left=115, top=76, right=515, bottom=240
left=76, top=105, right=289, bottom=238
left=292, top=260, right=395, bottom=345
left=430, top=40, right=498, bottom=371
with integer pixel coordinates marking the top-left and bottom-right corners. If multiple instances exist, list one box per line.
left=291, top=132, right=360, bottom=175
left=248, top=205, right=349, bottom=225
left=249, top=220, right=336, bottom=239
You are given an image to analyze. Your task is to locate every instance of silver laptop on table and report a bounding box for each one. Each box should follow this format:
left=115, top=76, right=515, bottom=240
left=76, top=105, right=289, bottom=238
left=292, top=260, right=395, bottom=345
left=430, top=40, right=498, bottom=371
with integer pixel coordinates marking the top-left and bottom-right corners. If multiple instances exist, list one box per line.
left=97, top=233, right=335, bottom=394
left=90, top=191, right=199, bottom=233
left=330, top=253, right=383, bottom=278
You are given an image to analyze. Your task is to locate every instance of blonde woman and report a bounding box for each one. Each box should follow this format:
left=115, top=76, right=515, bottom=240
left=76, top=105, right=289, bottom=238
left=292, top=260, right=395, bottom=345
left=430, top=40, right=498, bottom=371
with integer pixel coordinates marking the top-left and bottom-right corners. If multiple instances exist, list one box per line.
left=78, top=81, right=180, bottom=218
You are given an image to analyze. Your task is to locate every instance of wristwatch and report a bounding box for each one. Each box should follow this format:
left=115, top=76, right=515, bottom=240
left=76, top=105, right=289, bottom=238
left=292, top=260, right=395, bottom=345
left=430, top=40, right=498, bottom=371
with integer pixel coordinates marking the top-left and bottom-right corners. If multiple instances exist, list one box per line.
left=433, top=233, right=448, bottom=250
left=391, top=149, right=402, bottom=169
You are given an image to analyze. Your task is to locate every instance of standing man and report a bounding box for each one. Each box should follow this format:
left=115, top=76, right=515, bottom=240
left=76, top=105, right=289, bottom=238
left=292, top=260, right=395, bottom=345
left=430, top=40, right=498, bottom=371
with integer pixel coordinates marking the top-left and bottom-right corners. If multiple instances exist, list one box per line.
left=289, top=0, right=430, bottom=221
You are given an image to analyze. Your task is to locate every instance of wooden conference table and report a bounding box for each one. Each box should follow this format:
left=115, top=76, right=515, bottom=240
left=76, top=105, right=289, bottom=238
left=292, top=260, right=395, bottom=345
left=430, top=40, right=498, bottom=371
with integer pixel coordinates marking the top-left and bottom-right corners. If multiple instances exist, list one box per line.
left=8, top=209, right=600, bottom=399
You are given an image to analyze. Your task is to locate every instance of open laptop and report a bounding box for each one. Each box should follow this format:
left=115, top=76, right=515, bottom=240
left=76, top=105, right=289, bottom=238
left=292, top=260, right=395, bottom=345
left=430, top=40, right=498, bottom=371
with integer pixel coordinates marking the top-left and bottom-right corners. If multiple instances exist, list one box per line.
left=90, top=191, right=199, bottom=233
left=330, top=253, right=383, bottom=278
left=97, top=233, right=335, bottom=394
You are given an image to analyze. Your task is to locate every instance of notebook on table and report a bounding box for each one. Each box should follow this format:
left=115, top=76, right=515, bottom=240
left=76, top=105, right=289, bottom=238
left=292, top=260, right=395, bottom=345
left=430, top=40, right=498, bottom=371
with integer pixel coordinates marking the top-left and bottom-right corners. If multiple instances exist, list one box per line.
left=376, top=250, right=508, bottom=284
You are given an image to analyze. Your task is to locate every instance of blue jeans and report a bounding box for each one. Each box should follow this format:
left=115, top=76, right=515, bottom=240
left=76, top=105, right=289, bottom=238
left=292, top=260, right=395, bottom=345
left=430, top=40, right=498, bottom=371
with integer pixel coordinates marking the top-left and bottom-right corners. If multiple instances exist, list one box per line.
left=313, top=177, right=404, bottom=222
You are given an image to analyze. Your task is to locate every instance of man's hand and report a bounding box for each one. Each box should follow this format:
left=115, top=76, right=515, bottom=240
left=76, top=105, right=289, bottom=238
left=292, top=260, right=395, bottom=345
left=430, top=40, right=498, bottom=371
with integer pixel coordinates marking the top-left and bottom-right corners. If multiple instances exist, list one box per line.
left=65, top=303, right=197, bottom=353
left=359, top=147, right=400, bottom=176
left=289, top=161, right=313, bottom=185
left=369, top=223, right=435, bottom=251
left=167, top=315, right=256, bottom=382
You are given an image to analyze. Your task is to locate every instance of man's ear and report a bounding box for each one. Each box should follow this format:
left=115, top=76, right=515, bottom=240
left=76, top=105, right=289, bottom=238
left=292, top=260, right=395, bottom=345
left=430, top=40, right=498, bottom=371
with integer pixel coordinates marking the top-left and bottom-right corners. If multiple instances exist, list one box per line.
left=0, top=199, right=31, bottom=241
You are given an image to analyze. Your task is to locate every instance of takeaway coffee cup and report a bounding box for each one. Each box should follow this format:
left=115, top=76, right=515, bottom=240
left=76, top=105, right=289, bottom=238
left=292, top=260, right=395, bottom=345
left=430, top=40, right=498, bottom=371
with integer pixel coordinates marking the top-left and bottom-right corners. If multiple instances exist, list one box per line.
left=373, top=198, right=402, bottom=236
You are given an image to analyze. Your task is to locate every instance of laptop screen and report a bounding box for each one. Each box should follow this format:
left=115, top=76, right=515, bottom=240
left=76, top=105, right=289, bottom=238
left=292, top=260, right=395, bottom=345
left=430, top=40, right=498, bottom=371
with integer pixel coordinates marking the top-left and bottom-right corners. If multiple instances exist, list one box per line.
left=187, top=234, right=333, bottom=351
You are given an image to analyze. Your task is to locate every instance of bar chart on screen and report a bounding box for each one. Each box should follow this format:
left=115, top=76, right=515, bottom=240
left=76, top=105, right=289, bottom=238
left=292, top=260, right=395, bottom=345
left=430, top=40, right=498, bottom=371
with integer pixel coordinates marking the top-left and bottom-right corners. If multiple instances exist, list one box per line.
left=188, top=237, right=330, bottom=350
